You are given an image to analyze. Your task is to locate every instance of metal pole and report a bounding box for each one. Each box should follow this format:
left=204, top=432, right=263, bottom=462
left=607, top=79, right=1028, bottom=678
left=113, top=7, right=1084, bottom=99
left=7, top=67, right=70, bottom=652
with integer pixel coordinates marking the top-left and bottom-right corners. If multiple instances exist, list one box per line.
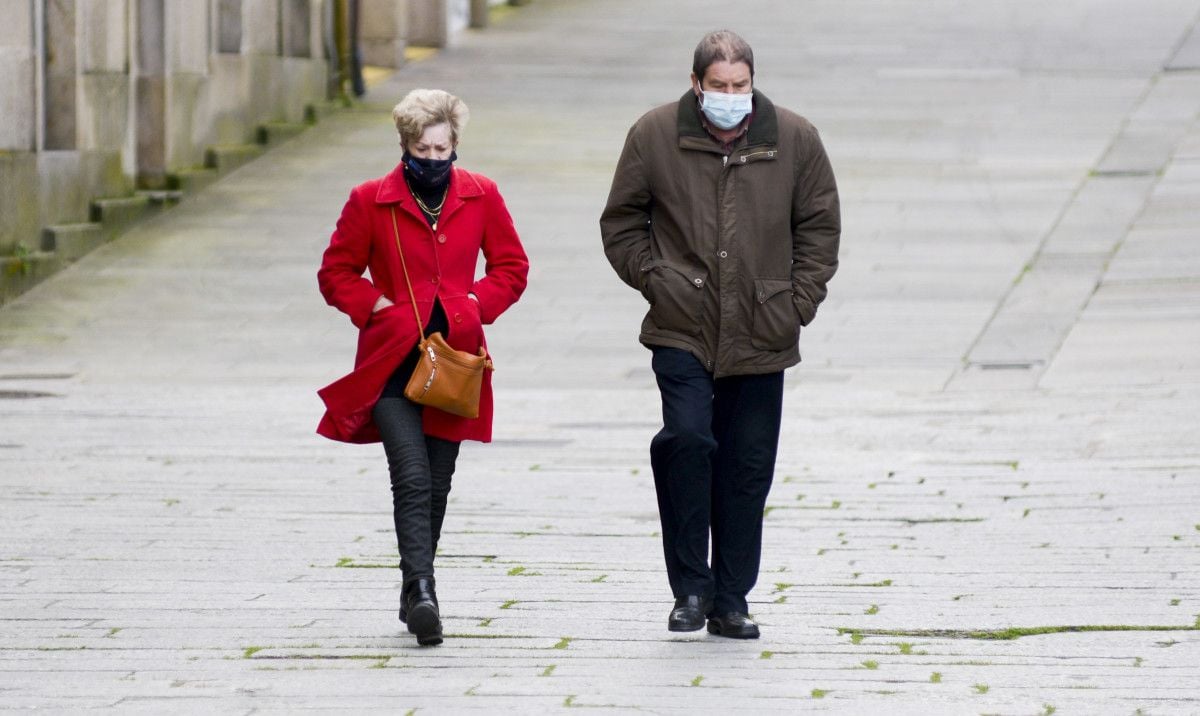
left=333, top=0, right=350, bottom=101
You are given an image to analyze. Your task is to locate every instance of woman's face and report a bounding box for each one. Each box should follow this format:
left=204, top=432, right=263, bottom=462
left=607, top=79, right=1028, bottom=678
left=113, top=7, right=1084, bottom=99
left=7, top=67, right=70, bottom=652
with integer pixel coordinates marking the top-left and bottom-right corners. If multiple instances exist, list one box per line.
left=406, top=122, right=455, bottom=160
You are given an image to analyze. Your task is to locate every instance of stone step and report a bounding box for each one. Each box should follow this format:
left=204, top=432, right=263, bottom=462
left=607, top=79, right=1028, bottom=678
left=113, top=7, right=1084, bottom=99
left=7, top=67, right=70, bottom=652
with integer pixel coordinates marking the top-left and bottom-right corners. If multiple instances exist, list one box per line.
left=136, top=189, right=183, bottom=208
left=40, top=222, right=104, bottom=260
left=89, top=195, right=155, bottom=240
left=256, top=122, right=308, bottom=146
left=0, top=250, right=65, bottom=302
left=205, top=144, right=264, bottom=174
left=305, top=101, right=343, bottom=124
left=168, top=167, right=219, bottom=194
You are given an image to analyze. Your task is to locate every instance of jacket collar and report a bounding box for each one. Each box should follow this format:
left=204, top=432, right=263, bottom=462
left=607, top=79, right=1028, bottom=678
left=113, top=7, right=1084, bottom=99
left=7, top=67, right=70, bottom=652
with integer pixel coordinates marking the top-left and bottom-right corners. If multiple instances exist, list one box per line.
left=376, top=164, right=484, bottom=229
left=677, top=88, right=778, bottom=147
left=375, top=164, right=484, bottom=205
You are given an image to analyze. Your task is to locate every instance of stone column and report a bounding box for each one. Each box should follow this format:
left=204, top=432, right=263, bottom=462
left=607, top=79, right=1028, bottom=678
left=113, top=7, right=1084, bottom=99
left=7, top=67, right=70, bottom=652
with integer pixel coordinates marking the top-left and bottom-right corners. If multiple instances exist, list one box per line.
left=284, top=0, right=313, bottom=58
left=360, top=0, right=406, bottom=68
left=163, top=0, right=210, bottom=171
left=217, top=0, right=244, bottom=53
left=469, top=0, right=487, bottom=29
left=0, top=1, right=37, bottom=254
left=241, top=0, right=279, bottom=55
left=44, top=0, right=78, bottom=150
left=0, top=3, right=36, bottom=152
left=77, top=0, right=130, bottom=153
left=135, top=0, right=166, bottom=187
left=406, top=0, right=446, bottom=47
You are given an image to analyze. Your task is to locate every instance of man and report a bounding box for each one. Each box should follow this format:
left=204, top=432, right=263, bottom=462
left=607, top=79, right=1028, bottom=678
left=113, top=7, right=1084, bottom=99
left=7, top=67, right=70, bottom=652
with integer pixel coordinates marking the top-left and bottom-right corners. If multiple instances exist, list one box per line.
left=599, top=30, right=840, bottom=639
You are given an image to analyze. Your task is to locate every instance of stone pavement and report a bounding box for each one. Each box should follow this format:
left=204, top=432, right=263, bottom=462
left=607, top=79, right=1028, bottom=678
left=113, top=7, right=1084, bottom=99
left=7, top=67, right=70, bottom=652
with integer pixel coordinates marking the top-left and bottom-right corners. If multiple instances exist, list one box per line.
left=3, top=0, right=1200, bottom=712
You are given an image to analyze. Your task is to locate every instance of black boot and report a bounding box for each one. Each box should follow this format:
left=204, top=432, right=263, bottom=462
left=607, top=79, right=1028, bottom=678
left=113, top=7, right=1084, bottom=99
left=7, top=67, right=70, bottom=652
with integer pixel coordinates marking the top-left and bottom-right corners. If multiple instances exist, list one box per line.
left=402, top=577, right=442, bottom=646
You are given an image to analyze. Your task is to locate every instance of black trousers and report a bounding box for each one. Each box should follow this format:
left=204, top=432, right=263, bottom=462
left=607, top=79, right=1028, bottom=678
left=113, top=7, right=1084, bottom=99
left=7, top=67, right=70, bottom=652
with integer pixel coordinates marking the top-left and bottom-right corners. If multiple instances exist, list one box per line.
left=649, top=346, right=784, bottom=615
left=372, top=395, right=460, bottom=585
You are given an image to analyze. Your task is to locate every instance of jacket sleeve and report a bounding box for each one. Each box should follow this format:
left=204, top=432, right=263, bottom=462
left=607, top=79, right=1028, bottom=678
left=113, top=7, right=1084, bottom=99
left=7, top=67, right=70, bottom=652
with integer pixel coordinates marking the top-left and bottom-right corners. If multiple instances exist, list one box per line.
left=470, top=184, right=529, bottom=325
left=599, top=122, right=653, bottom=295
left=790, top=125, right=841, bottom=326
left=318, top=186, right=384, bottom=329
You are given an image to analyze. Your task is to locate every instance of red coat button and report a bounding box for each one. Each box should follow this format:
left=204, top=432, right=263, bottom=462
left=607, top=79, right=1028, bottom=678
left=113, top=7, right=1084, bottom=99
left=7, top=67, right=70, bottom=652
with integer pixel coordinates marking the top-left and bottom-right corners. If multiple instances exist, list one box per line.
left=431, top=277, right=439, bottom=285
left=437, top=234, right=447, bottom=244
left=454, top=313, right=462, bottom=323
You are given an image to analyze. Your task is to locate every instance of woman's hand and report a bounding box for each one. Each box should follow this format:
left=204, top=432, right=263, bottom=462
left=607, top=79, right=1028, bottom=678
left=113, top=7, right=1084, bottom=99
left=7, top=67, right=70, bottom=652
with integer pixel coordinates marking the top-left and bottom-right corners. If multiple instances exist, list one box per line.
left=373, top=296, right=395, bottom=313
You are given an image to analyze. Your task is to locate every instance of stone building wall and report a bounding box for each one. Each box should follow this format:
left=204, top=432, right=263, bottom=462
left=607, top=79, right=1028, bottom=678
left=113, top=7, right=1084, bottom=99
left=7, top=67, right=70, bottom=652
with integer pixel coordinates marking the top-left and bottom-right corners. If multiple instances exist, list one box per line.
left=1, top=0, right=525, bottom=302
left=0, top=0, right=408, bottom=257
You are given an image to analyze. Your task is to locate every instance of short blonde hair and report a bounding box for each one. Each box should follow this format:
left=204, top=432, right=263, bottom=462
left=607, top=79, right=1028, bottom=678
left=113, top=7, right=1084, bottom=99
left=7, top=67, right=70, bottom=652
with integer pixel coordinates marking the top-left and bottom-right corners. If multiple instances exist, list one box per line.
left=392, top=89, right=469, bottom=147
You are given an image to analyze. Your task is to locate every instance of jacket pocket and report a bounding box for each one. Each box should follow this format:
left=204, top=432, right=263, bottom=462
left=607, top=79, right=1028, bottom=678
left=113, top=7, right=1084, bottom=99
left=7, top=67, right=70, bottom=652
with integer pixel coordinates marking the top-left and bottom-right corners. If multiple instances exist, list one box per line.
left=444, top=294, right=486, bottom=353
left=358, top=302, right=416, bottom=357
left=367, top=303, right=400, bottom=324
left=641, top=260, right=706, bottom=337
left=751, top=278, right=800, bottom=351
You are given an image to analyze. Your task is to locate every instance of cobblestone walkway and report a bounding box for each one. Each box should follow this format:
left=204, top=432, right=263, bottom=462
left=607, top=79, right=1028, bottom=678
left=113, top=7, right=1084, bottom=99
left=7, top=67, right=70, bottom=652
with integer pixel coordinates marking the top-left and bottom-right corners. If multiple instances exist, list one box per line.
left=3, top=0, right=1200, bottom=712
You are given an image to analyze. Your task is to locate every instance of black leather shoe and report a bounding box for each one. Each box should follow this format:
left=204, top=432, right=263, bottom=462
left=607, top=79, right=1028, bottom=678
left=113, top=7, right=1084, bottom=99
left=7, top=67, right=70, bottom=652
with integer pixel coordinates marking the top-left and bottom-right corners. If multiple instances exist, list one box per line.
left=668, top=595, right=712, bottom=632
left=707, top=612, right=760, bottom=639
left=402, top=577, right=443, bottom=646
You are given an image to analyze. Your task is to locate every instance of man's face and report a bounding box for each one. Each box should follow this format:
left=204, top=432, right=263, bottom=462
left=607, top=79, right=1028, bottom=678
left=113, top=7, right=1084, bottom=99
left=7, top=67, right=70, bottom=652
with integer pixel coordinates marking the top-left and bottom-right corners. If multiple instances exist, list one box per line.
left=692, top=60, right=752, bottom=95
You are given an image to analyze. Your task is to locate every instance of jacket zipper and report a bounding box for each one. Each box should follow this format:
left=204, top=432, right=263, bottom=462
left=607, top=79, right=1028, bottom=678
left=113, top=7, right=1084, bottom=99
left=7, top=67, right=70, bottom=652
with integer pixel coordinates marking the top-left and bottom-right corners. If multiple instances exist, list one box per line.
left=712, top=153, right=731, bottom=375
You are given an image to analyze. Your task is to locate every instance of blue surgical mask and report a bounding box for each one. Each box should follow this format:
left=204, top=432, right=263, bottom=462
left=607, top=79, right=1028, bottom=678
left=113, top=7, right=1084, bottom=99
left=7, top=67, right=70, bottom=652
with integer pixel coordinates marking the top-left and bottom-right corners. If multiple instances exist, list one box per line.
left=698, top=88, right=753, bottom=130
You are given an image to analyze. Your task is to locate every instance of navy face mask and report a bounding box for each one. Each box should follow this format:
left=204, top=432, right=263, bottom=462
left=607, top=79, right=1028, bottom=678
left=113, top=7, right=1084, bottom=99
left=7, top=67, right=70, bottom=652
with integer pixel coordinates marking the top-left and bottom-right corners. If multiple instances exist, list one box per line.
left=403, top=150, right=457, bottom=190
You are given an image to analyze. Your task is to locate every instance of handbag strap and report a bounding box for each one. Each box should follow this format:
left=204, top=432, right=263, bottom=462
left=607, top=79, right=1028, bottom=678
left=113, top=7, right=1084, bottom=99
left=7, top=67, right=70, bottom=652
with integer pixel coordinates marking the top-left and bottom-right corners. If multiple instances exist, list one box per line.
left=389, top=207, right=426, bottom=343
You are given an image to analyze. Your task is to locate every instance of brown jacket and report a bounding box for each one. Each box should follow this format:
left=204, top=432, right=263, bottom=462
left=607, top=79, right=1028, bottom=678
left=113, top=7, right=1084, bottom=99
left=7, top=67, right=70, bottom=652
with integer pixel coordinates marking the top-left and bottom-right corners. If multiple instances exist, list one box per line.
left=600, top=90, right=840, bottom=377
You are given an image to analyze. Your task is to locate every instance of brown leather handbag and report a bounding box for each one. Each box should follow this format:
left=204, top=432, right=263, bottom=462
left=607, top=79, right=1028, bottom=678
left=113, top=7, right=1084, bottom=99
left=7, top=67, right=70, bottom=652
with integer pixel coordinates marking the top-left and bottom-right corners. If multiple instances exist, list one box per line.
left=390, top=207, right=492, bottom=419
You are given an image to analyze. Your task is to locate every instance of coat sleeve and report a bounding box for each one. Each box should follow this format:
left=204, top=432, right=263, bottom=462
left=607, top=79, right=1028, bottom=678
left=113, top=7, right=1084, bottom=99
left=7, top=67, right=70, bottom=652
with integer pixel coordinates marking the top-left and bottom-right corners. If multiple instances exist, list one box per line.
left=790, top=125, right=841, bottom=326
left=318, top=186, right=385, bottom=330
left=599, top=122, right=653, bottom=295
left=470, top=184, right=529, bottom=325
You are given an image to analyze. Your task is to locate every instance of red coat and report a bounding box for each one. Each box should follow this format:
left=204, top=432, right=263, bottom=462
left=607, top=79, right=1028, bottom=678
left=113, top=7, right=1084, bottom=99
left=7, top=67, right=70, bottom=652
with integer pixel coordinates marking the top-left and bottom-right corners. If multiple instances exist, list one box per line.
left=317, top=164, right=529, bottom=443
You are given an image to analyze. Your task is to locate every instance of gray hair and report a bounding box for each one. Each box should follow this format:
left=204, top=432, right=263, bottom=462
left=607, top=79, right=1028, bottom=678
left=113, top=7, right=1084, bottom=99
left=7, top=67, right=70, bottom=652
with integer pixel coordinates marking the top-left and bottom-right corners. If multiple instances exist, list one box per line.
left=392, top=89, right=469, bottom=147
left=692, top=30, right=755, bottom=81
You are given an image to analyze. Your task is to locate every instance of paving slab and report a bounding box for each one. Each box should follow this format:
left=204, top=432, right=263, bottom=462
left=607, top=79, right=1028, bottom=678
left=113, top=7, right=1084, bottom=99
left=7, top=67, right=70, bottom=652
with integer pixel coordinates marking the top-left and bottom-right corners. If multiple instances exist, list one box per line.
left=4, top=0, right=1200, bottom=712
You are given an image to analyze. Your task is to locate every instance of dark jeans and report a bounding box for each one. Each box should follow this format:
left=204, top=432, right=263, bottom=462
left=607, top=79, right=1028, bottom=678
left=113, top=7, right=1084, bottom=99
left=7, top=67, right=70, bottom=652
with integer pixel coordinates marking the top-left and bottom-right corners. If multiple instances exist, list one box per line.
left=649, top=346, right=784, bottom=615
left=372, top=395, right=460, bottom=585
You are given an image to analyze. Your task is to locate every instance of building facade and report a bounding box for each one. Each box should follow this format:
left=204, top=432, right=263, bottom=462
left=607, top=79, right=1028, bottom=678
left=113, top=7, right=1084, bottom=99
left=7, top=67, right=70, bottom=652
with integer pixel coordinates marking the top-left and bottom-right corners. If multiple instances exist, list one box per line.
left=1, top=0, right=499, bottom=303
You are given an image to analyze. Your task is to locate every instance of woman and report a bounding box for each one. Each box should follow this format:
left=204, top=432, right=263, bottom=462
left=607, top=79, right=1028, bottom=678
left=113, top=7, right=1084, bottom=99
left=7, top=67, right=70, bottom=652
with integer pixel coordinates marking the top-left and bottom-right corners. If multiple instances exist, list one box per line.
left=316, top=89, right=528, bottom=646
